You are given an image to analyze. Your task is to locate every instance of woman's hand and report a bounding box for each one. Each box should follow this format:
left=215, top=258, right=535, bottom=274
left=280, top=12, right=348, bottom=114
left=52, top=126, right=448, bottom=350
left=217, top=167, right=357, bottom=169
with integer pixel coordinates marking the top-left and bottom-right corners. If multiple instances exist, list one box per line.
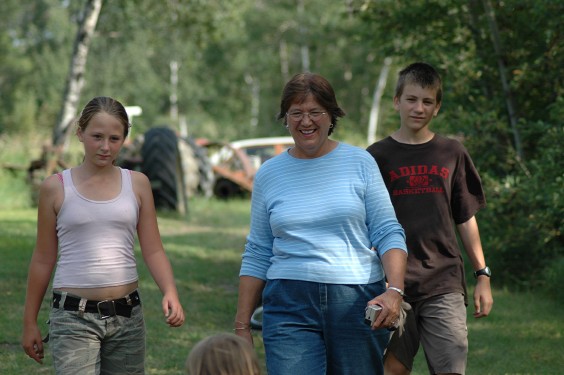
left=233, top=324, right=254, bottom=345
left=367, top=289, right=403, bottom=330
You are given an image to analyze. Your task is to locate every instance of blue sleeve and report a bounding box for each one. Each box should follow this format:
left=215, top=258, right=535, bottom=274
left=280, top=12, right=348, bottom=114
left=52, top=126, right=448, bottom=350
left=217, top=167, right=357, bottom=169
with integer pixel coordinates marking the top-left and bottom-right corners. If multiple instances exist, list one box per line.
left=364, top=155, right=408, bottom=256
left=239, top=173, right=274, bottom=280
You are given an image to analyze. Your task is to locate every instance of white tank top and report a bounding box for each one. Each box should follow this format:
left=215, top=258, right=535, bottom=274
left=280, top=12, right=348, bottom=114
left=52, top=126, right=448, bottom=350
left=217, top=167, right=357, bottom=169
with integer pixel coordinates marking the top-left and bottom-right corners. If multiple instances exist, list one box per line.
left=52, top=168, right=140, bottom=288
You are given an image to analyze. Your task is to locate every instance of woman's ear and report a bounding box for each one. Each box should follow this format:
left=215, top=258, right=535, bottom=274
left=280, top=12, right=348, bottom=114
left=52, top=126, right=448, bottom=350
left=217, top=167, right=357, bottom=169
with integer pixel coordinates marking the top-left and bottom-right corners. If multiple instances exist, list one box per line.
left=76, top=127, right=84, bottom=142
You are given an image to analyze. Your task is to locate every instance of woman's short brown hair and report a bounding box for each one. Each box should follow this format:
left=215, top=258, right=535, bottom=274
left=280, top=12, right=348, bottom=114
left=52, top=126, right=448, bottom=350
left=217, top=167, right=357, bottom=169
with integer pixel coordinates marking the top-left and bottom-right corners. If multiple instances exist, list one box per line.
left=277, top=72, right=345, bottom=135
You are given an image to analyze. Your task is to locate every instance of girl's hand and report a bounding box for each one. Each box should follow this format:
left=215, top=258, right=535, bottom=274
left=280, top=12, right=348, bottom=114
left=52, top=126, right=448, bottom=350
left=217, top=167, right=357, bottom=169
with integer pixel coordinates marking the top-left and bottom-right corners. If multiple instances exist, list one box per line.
left=162, top=294, right=185, bottom=327
left=22, top=323, right=45, bottom=364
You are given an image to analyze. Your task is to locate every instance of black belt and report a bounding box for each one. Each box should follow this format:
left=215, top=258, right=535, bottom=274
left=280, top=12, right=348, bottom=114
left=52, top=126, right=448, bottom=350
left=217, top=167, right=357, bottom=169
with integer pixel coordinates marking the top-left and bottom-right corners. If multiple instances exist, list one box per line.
left=53, top=290, right=141, bottom=319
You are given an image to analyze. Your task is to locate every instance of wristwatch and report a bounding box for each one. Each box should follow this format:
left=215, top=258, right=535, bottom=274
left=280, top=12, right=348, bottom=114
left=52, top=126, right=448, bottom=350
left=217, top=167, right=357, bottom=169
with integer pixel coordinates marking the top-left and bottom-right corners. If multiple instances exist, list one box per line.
left=474, top=266, right=491, bottom=278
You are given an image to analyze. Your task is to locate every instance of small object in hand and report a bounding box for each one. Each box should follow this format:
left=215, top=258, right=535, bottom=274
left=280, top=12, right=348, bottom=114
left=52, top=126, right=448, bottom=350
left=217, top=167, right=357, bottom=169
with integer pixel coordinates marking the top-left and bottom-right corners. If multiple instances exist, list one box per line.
left=364, top=304, right=382, bottom=326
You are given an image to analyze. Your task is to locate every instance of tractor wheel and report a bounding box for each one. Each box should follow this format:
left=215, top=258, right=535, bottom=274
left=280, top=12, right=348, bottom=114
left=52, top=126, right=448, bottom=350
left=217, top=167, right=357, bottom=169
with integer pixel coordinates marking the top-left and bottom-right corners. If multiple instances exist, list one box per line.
left=177, top=138, right=200, bottom=199
left=181, top=136, right=215, bottom=198
left=213, top=178, right=242, bottom=199
left=141, top=127, right=187, bottom=214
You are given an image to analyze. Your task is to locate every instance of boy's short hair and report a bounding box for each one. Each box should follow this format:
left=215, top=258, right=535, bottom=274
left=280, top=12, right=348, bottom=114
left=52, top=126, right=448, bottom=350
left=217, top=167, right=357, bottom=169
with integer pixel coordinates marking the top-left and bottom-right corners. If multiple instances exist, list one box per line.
left=395, top=62, right=443, bottom=103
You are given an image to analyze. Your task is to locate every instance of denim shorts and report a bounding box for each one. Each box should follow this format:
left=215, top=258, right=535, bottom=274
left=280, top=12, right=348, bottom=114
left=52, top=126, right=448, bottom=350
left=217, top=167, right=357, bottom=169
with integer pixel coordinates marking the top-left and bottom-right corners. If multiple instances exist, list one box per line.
left=262, top=279, right=390, bottom=375
left=49, top=291, right=146, bottom=375
left=385, top=293, right=468, bottom=374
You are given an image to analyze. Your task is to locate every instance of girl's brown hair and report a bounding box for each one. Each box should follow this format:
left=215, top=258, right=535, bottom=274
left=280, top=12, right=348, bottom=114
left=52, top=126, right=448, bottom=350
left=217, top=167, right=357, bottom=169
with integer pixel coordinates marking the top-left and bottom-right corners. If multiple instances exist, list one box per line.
left=77, top=96, right=130, bottom=138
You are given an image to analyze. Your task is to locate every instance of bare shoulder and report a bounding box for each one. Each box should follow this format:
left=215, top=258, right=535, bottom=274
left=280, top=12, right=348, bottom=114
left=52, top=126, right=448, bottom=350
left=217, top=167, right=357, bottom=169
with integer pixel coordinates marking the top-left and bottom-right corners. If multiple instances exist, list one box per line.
left=39, top=174, right=63, bottom=197
left=38, top=173, right=64, bottom=213
left=129, top=170, right=151, bottom=187
left=128, top=170, right=153, bottom=203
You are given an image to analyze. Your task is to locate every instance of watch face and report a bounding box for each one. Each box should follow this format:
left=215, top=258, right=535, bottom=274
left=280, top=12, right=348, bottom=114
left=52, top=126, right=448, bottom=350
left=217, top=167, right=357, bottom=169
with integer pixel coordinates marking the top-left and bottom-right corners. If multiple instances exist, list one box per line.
left=474, top=266, right=492, bottom=277
left=475, top=266, right=491, bottom=277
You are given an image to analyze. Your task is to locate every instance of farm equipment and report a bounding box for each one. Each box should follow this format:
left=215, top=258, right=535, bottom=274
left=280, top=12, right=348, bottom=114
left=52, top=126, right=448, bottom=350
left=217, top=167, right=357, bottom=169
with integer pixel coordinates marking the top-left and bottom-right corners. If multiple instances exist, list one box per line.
left=200, top=136, right=294, bottom=199
left=18, top=124, right=213, bottom=215
left=117, top=126, right=214, bottom=214
left=11, top=123, right=293, bottom=210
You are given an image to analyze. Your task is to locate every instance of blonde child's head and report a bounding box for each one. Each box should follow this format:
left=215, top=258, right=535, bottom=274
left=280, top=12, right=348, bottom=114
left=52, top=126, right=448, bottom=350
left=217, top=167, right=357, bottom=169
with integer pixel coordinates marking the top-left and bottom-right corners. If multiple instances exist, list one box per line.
left=186, top=333, right=261, bottom=375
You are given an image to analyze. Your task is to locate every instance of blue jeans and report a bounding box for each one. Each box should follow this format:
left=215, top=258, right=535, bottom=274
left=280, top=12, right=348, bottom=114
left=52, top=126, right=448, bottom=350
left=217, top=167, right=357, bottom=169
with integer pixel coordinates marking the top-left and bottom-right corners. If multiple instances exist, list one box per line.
left=49, top=292, right=146, bottom=375
left=262, top=279, right=389, bottom=375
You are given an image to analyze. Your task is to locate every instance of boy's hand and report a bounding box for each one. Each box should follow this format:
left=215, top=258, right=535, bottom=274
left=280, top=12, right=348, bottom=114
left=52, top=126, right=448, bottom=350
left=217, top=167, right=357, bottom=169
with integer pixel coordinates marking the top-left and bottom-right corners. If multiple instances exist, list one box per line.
left=473, top=277, right=493, bottom=318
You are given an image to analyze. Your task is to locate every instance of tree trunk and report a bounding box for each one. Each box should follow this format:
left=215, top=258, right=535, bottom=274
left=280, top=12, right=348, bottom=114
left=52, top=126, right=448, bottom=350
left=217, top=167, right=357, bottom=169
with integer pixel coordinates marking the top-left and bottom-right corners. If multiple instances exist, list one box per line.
left=367, top=57, right=392, bottom=146
left=52, top=0, right=103, bottom=148
left=245, top=73, right=260, bottom=128
left=170, top=60, right=179, bottom=126
left=279, top=39, right=289, bottom=83
left=481, top=0, right=523, bottom=161
left=297, top=0, right=310, bottom=72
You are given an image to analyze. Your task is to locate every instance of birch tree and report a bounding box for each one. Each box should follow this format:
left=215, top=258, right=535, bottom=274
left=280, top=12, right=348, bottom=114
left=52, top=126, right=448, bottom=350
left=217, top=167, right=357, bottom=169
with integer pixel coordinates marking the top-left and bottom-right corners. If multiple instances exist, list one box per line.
left=52, top=0, right=102, bottom=148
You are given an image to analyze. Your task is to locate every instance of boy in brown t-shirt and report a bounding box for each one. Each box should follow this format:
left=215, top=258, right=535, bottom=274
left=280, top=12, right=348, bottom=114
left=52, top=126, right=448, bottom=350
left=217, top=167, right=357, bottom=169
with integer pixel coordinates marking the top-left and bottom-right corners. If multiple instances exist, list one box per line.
left=366, top=62, right=493, bottom=375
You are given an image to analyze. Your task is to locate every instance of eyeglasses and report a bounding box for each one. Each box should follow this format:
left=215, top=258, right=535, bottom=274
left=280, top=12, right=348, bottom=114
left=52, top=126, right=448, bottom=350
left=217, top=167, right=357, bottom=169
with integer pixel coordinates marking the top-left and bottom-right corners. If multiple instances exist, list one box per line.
left=286, top=111, right=327, bottom=122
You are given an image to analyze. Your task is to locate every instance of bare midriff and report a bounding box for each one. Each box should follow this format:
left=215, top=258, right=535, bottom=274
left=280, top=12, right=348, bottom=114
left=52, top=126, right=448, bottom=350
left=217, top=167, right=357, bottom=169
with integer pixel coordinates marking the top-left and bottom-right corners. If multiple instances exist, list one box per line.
left=54, top=280, right=139, bottom=301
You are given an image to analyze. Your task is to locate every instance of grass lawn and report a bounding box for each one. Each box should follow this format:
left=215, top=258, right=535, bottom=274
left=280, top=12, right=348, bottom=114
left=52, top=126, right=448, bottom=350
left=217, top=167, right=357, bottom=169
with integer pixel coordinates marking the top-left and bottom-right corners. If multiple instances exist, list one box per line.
left=0, top=195, right=562, bottom=374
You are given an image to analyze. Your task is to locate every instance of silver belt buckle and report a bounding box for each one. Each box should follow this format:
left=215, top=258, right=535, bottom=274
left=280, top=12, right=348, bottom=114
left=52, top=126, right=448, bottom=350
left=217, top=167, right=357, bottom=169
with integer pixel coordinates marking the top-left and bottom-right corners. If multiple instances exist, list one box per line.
left=97, top=300, right=116, bottom=319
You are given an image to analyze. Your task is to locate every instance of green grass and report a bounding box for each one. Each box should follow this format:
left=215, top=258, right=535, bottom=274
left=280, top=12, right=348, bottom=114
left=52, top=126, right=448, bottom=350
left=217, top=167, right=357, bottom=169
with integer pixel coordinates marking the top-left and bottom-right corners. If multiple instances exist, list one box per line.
left=2, top=200, right=563, bottom=374
left=0, top=135, right=562, bottom=374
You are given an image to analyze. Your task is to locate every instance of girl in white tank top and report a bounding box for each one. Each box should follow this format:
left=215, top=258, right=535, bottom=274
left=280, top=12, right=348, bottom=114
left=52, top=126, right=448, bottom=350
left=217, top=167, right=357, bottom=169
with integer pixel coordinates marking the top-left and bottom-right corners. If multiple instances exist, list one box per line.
left=22, top=97, right=185, bottom=373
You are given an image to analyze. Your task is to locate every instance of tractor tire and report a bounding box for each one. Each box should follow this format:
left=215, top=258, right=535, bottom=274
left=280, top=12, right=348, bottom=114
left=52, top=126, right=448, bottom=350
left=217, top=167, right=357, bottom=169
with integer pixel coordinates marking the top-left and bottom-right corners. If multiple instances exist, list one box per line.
left=177, top=138, right=200, bottom=198
left=141, top=127, right=187, bottom=214
left=181, top=136, right=215, bottom=198
left=213, top=178, right=243, bottom=200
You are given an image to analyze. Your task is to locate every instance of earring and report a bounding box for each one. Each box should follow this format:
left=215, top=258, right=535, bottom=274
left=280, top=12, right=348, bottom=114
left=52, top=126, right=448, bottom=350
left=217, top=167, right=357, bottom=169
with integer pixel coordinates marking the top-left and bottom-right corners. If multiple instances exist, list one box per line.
left=329, top=123, right=334, bottom=129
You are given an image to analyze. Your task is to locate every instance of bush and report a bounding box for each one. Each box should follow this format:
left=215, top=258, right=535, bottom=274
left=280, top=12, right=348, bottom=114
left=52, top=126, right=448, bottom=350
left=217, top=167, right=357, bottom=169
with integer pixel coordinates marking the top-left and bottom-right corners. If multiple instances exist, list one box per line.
left=541, top=256, right=564, bottom=303
left=478, top=122, right=563, bottom=295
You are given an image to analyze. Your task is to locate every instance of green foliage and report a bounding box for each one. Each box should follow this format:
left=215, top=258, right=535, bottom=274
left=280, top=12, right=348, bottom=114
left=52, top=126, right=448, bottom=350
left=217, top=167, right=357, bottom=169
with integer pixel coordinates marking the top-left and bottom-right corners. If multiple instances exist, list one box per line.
left=351, top=0, right=563, bottom=294
left=542, top=256, right=564, bottom=303
left=479, top=122, right=563, bottom=293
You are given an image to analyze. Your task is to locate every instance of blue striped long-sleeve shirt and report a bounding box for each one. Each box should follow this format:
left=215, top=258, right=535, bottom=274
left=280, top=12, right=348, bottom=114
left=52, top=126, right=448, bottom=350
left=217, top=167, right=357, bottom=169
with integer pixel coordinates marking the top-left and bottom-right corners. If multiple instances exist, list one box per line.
left=240, top=142, right=407, bottom=284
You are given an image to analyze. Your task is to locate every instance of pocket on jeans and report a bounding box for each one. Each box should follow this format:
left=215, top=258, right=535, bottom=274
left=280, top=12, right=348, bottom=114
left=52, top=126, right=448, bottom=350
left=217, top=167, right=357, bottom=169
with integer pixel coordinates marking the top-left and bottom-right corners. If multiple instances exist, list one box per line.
left=49, top=309, right=94, bottom=370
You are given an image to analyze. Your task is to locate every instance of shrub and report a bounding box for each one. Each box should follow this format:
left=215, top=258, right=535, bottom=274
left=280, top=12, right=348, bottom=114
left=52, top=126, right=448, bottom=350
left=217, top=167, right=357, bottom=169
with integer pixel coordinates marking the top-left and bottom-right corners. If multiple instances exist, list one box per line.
left=478, top=121, right=563, bottom=296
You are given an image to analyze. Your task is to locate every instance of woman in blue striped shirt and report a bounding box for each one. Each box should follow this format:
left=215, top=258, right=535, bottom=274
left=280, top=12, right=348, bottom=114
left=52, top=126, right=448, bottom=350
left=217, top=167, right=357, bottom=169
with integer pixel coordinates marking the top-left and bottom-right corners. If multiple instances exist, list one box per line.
left=234, top=73, right=408, bottom=375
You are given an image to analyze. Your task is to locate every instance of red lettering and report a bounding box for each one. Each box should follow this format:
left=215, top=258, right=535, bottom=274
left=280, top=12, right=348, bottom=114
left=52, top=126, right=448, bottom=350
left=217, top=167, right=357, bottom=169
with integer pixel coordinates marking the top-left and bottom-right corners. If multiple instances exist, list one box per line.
left=440, top=167, right=449, bottom=179
left=399, top=167, right=411, bottom=177
left=390, top=165, right=449, bottom=181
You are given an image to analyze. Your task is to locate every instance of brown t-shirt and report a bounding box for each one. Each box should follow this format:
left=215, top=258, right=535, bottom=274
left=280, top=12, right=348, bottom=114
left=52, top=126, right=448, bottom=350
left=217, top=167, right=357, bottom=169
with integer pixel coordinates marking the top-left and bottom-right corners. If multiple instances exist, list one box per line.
left=366, top=134, right=486, bottom=304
